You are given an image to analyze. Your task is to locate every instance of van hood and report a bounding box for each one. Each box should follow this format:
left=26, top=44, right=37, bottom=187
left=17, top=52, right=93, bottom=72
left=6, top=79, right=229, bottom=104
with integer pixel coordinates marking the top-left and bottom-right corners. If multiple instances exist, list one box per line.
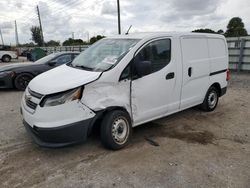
left=28, top=64, right=102, bottom=95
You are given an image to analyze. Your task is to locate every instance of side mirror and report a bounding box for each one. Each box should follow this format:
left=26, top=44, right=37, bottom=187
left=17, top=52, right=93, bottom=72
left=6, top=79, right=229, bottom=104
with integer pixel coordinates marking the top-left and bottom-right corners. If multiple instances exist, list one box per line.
left=135, top=60, right=152, bottom=77
left=47, top=60, right=57, bottom=66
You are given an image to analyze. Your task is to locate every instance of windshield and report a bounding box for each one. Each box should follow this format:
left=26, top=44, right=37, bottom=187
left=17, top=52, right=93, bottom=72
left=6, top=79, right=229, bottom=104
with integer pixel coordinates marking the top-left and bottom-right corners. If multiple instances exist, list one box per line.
left=71, top=38, right=140, bottom=71
left=35, top=53, right=58, bottom=64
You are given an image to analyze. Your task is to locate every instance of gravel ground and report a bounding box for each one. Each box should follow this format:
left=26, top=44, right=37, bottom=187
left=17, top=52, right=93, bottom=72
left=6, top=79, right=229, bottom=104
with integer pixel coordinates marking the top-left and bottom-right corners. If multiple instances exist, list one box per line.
left=0, top=69, right=249, bottom=188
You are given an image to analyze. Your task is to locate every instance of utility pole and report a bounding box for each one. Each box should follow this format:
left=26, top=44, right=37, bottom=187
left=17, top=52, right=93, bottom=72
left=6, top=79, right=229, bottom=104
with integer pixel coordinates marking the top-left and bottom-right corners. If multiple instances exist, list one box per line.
left=0, top=29, right=4, bottom=46
left=86, top=31, right=89, bottom=43
left=15, top=20, right=19, bottom=46
left=72, top=32, right=74, bottom=39
left=37, top=5, right=45, bottom=46
left=117, top=0, right=121, bottom=34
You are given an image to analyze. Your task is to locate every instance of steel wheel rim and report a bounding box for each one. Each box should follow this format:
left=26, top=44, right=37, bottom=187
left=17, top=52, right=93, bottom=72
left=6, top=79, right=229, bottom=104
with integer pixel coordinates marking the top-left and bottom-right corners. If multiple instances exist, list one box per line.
left=4, top=57, right=10, bottom=62
left=111, top=117, right=129, bottom=145
left=208, top=91, right=217, bottom=109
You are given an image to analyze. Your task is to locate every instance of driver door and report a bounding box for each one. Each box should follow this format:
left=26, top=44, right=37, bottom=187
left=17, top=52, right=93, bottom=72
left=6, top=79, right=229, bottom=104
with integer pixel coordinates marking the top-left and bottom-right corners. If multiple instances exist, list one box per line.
left=131, top=38, right=179, bottom=126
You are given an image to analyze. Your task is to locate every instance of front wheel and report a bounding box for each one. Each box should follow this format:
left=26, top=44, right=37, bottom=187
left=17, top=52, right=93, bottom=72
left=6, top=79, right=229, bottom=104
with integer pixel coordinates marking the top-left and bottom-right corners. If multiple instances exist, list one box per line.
left=101, top=110, right=132, bottom=150
left=14, top=73, right=34, bottom=91
left=2, top=55, right=11, bottom=62
left=200, top=86, right=219, bottom=112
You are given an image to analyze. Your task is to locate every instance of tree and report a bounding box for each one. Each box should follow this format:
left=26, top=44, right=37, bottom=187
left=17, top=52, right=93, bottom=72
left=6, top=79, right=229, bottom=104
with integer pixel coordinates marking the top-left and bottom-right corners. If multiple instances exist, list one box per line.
left=62, top=38, right=87, bottom=46
left=217, top=29, right=224, bottom=35
left=46, top=40, right=60, bottom=46
left=89, top=35, right=105, bottom=44
left=192, top=28, right=216, bottom=33
left=18, top=42, right=36, bottom=47
left=30, top=26, right=43, bottom=46
left=224, top=17, right=248, bottom=37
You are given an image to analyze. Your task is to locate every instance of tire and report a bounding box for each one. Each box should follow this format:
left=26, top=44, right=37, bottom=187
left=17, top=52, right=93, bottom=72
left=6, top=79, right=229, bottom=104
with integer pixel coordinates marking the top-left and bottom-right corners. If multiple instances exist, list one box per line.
left=100, top=110, right=132, bottom=150
left=200, top=86, right=219, bottom=112
left=2, top=55, right=11, bottom=62
left=14, top=73, right=34, bottom=91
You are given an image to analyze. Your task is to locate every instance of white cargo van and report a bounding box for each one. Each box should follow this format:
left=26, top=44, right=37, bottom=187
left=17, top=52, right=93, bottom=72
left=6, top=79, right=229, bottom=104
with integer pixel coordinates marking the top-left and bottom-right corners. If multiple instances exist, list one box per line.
left=21, top=32, right=229, bottom=149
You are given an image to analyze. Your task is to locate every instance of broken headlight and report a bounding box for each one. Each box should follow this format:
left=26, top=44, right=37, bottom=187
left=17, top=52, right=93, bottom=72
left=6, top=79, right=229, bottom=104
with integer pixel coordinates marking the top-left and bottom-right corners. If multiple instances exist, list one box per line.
left=41, top=87, right=83, bottom=107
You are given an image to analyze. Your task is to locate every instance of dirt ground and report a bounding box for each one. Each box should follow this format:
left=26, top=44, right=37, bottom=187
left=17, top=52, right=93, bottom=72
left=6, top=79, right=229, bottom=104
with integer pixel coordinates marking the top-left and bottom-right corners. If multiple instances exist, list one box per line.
left=0, top=68, right=249, bottom=188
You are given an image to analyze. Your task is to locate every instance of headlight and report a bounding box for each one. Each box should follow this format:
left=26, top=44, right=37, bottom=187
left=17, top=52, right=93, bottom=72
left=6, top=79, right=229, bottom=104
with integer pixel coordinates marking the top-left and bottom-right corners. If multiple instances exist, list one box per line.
left=41, top=87, right=83, bottom=107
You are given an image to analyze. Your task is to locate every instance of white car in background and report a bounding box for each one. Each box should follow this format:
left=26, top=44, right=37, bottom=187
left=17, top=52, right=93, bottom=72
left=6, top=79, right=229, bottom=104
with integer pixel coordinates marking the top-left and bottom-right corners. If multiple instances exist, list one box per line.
left=0, top=50, right=18, bottom=62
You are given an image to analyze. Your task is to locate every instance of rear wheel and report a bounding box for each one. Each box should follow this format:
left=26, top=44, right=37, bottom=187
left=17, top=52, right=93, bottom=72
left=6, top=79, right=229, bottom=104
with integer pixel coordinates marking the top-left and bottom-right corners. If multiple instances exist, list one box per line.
left=101, top=110, right=132, bottom=150
left=14, top=73, right=33, bottom=91
left=200, top=86, right=219, bottom=112
left=2, top=55, right=11, bottom=62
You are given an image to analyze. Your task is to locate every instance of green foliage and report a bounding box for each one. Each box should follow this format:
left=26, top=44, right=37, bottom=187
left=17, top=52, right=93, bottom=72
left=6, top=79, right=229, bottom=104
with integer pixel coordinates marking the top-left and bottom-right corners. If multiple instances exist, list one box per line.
left=46, top=40, right=60, bottom=46
left=224, top=17, right=248, bottom=37
left=192, top=28, right=216, bottom=33
left=217, top=29, right=224, bottom=34
left=62, top=38, right=87, bottom=46
left=192, top=28, right=225, bottom=35
left=19, top=42, right=36, bottom=47
left=30, top=26, right=43, bottom=46
left=89, top=35, right=105, bottom=44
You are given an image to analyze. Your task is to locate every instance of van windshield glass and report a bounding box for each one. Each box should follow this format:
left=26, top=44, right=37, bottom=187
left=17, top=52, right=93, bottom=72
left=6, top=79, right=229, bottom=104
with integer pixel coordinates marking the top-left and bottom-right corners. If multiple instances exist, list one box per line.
left=71, top=38, right=139, bottom=71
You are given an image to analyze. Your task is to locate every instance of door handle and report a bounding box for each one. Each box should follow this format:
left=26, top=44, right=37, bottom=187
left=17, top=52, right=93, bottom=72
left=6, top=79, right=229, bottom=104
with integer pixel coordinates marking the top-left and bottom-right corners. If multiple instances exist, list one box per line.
left=188, top=67, right=192, bottom=77
left=166, top=72, right=175, bottom=80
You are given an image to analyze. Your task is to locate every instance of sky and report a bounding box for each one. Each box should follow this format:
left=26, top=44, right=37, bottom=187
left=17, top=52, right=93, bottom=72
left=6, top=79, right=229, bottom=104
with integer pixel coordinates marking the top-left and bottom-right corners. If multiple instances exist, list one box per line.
left=0, top=0, right=250, bottom=45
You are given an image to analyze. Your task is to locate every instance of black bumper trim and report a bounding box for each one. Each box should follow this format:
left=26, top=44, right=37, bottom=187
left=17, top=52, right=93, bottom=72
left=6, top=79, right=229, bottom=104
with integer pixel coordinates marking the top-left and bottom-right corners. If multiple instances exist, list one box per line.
left=23, top=118, right=93, bottom=148
left=209, top=69, right=227, bottom=76
left=220, top=87, right=227, bottom=97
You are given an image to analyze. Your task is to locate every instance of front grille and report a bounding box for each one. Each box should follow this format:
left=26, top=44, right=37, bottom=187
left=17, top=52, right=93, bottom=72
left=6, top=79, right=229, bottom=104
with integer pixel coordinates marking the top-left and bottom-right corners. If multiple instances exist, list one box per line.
left=28, top=88, right=43, bottom=99
left=25, top=98, right=37, bottom=110
left=24, top=88, right=43, bottom=111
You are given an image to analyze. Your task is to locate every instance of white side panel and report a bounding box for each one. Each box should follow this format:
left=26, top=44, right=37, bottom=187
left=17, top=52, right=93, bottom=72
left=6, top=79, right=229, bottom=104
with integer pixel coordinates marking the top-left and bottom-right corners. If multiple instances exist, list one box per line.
left=82, top=79, right=131, bottom=116
left=208, top=38, right=228, bottom=73
left=180, top=37, right=210, bottom=109
left=131, top=63, right=177, bottom=125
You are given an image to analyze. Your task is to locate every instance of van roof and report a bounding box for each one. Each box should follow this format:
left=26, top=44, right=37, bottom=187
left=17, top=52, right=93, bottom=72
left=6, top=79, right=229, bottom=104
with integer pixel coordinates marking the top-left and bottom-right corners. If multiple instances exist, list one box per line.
left=108, top=32, right=225, bottom=40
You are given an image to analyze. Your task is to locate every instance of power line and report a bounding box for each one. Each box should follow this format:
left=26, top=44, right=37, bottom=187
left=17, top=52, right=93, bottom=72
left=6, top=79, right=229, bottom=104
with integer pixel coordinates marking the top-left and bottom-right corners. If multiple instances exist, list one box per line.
left=38, top=0, right=85, bottom=17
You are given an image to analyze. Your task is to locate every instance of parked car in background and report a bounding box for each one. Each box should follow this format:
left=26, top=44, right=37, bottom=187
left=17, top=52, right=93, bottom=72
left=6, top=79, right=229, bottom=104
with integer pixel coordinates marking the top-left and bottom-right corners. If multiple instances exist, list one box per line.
left=0, top=52, right=79, bottom=90
left=0, top=50, right=18, bottom=62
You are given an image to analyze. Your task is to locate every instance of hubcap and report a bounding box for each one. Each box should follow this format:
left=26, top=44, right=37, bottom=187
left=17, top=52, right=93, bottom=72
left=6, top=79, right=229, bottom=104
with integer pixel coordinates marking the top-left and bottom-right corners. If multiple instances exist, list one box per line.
left=4, top=57, right=10, bottom=62
left=208, top=91, right=218, bottom=109
left=111, top=117, right=129, bottom=145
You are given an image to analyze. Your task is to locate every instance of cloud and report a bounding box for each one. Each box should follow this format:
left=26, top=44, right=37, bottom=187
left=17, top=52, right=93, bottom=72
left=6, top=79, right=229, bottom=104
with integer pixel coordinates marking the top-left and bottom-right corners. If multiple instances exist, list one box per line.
left=15, top=2, right=23, bottom=8
left=101, top=1, right=117, bottom=15
left=0, top=22, right=13, bottom=29
left=170, top=0, right=218, bottom=14
left=0, top=0, right=249, bottom=44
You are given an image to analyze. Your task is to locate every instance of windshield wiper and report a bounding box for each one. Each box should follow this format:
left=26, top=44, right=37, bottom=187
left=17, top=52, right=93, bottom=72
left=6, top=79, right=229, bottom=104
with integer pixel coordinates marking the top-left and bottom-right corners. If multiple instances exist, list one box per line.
left=66, top=61, right=73, bottom=66
left=74, top=65, right=94, bottom=71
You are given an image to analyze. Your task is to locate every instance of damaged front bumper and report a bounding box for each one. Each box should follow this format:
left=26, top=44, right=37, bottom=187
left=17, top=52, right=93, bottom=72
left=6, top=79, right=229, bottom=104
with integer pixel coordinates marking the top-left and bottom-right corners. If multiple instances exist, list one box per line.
left=23, top=118, right=93, bottom=147
left=21, top=94, right=98, bottom=147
